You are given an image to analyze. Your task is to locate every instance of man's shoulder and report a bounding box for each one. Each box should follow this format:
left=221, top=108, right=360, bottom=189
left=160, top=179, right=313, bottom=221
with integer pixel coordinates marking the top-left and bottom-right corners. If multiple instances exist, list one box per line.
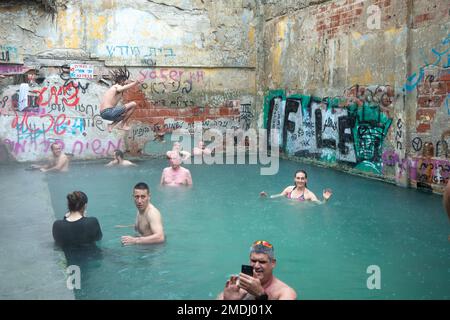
left=271, top=277, right=297, bottom=299
left=148, top=204, right=162, bottom=216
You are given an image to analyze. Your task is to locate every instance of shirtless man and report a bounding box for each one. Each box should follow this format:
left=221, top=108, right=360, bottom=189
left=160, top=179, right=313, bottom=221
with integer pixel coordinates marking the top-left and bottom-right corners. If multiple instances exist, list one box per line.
left=105, top=149, right=136, bottom=167
left=192, top=140, right=212, bottom=156
left=217, top=240, right=297, bottom=300
left=160, top=157, right=193, bottom=186
left=99, top=67, right=142, bottom=132
left=32, top=142, right=70, bottom=172
left=166, top=142, right=191, bottom=161
left=121, top=182, right=165, bottom=245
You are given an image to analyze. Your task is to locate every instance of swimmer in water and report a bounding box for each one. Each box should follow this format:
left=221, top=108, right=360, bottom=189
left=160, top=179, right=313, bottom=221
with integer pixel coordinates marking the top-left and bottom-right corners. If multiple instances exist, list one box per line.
left=260, top=170, right=332, bottom=203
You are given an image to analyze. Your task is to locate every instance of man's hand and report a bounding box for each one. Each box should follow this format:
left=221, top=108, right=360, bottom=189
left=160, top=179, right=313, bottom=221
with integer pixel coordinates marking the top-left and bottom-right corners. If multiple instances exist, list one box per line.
left=238, top=273, right=265, bottom=297
left=223, top=275, right=247, bottom=300
left=121, top=235, right=138, bottom=245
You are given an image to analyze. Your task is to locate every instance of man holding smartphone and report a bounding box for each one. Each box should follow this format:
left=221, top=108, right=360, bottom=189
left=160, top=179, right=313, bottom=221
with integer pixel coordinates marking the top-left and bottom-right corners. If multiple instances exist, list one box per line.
left=217, top=240, right=297, bottom=300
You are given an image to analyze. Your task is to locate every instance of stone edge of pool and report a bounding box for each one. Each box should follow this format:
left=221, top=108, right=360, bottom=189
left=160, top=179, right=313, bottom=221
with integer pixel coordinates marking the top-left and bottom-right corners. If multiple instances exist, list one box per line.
left=0, top=166, right=74, bottom=300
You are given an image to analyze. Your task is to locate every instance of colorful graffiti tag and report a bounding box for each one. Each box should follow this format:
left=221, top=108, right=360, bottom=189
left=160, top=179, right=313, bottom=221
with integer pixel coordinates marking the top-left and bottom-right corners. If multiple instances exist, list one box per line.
left=264, top=87, right=393, bottom=174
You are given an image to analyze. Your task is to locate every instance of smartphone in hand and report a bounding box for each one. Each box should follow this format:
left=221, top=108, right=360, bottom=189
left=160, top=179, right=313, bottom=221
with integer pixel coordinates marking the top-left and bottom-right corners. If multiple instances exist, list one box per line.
left=241, top=264, right=253, bottom=276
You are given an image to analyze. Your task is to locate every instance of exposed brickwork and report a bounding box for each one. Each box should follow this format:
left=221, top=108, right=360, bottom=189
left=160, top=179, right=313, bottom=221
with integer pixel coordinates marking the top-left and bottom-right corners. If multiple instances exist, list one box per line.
left=123, top=86, right=240, bottom=135
left=314, top=0, right=394, bottom=39
left=412, top=0, right=449, bottom=28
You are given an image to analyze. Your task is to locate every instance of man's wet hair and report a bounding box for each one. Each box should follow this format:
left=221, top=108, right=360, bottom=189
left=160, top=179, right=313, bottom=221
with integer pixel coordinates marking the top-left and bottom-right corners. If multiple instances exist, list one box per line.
left=114, top=149, right=124, bottom=160
left=249, top=241, right=275, bottom=261
left=134, top=182, right=149, bottom=193
left=110, top=66, right=130, bottom=84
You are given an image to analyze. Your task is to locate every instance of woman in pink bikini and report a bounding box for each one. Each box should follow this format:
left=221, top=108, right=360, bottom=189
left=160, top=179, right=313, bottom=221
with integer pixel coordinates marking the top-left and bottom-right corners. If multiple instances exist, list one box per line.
left=260, top=170, right=332, bottom=203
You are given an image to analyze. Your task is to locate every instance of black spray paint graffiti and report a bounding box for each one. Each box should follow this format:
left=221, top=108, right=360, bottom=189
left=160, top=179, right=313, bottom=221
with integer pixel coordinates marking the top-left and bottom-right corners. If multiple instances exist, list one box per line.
left=412, top=137, right=449, bottom=157
left=0, top=96, right=8, bottom=108
left=0, top=50, right=10, bottom=62
left=269, top=94, right=392, bottom=173
left=141, top=80, right=193, bottom=95
left=395, top=119, right=403, bottom=150
left=239, top=103, right=253, bottom=131
left=141, top=55, right=156, bottom=66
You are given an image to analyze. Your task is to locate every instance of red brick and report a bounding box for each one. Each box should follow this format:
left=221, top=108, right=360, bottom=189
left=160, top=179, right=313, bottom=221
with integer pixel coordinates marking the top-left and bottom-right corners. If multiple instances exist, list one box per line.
left=414, top=13, right=434, bottom=25
left=416, top=108, right=436, bottom=121
left=343, top=17, right=352, bottom=24
left=417, top=96, right=432, bottom=108
left=355, top=8, right=363, bottom=15
left=438, top=73, right=450, bottom=82
left=431, top=82, right=447, bottom=95
left=416, top=123, right=430, bottom=133
left=219, top=107, right=231, bottom=116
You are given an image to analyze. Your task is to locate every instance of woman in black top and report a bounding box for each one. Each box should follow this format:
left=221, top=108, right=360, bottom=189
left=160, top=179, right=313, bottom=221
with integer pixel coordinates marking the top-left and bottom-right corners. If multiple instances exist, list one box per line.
left=52, top=191, right=102, bottom=247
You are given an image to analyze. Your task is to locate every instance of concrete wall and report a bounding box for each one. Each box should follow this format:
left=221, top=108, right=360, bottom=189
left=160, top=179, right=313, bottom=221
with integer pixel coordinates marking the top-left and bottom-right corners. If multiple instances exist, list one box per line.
left=0, top=0, right=449, bottom=192
left=0, top=0, right=258, bottom=161
left=257, top=0, right=450, bottom=192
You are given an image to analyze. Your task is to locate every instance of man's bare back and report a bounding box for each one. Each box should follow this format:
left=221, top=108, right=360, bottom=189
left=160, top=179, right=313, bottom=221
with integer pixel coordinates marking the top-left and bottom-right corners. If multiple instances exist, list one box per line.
left=99, top=70, right=142, bottom=132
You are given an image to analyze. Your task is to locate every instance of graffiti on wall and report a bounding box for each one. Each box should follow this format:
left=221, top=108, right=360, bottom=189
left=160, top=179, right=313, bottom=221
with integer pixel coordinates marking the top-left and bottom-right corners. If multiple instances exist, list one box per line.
left=264, top=86, right=394, bottom=174
left=104, top=45, right=176, bottom=65
left=404, top=33, right=450, bottom=92
left=0, top=45, right=20, bottom=64
left=0, top=65, right=255, bottom=160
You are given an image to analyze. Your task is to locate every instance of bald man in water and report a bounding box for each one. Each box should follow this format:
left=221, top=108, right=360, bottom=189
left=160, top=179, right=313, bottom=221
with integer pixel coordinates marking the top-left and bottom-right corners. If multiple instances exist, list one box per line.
left=160, top=157, right=193, bottom=186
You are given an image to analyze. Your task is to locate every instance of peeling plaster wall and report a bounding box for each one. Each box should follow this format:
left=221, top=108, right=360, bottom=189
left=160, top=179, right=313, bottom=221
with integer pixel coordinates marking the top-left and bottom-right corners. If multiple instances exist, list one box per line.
left=258, top=0, right=450, bottom=192
left=0, top=0, right=258, bottom=162
left=1, top=0, right=449, bottom=192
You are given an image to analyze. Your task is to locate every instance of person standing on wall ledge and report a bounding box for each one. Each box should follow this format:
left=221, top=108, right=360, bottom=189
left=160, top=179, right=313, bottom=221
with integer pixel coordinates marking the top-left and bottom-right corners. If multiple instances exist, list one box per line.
left=31, top=142, right=70, bottom=172
left=99, top=66, right=143, bottom=132
left=260, top=169, right=332, bottom=204
left=217, top=240, right=297, bottom=300
left=121, top=182, right=165, bottom=246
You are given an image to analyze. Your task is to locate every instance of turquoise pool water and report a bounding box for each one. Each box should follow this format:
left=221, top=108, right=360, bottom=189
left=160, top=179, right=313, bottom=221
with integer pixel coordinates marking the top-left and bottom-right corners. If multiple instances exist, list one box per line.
left=46, top=158, right=450, bottom=299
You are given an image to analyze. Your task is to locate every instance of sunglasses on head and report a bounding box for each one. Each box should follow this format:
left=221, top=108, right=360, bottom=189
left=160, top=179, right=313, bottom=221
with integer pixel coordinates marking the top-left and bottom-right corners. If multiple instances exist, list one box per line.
left=253, top=240, right=273, bottom=248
